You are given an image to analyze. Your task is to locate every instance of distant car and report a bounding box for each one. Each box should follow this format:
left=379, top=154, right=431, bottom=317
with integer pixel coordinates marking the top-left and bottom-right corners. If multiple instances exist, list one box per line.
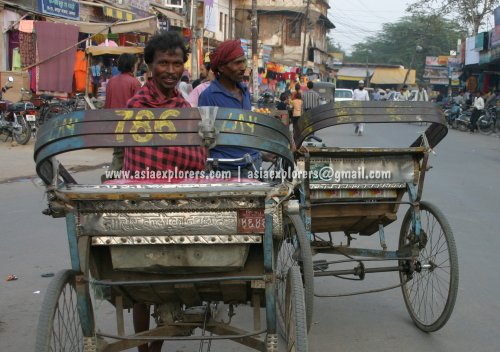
left=335, top=88, right=354, bottom=101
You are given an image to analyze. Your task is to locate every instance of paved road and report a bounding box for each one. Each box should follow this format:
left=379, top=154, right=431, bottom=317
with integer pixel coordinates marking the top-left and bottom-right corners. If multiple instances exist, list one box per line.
left=0, top=122, right=499, bottom=351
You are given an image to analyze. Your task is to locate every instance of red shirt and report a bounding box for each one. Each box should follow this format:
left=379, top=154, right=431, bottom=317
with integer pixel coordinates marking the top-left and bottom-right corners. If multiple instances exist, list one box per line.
left=122, top=79, right=207, bottom=173
left=104, top=72, right=141, bottom=109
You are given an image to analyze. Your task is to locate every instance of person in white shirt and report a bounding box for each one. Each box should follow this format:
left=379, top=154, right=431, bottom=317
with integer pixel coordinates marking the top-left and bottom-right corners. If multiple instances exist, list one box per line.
left=352, top=80, right=370, bottom=136
left=470, top=90, right=484, bottom=133
left=413, top=85, right=429, bottom=101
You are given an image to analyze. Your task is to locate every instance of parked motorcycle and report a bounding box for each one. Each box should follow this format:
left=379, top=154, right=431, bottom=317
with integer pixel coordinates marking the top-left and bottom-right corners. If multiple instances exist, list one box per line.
left=445, top=103, right=464, bottom=128
left=454, top=110, right=473, bottom=132
left=0, top=77, right=31, bottom=145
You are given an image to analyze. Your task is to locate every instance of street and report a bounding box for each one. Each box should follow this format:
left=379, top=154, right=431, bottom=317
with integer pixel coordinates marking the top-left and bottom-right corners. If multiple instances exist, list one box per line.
left=1, top=122, right=500, bottom=351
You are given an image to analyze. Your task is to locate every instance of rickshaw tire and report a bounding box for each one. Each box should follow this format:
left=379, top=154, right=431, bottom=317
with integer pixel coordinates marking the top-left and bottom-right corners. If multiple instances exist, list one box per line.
left=277, top=214, right=314, bottom=334
left=35, top=269, right=93, bottom=352
left=284, top=266, right=309, bottom=352
left=399, top=201, right=459, bottom=332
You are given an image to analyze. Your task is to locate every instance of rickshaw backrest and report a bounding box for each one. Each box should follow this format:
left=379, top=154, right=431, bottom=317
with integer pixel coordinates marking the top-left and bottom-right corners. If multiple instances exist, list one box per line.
left=294, top=101, right=448, bottom=148
left=34, top=106, right=293, bottom=185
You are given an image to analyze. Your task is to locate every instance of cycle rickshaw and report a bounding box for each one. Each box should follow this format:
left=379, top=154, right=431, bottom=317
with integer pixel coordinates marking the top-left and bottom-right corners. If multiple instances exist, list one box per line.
left=34, top=106, right=313, bottom=352
left=294, top=101, right=458, bottom=332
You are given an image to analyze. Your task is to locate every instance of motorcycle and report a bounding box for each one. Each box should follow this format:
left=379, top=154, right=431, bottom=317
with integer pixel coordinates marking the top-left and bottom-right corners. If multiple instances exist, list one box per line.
left=0, top=77, right=31, bottom=145
left=445, top=103, right=463, bottom=128
left=454, top=110, right=473, bottom=132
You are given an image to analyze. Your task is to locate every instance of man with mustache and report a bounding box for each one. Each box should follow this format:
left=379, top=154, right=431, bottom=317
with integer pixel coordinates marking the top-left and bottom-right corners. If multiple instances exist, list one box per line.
left=122, top=31, right=206, bottom=175
left=122, top=31, right=206, bottom=352
left=198, top=39, right=262, bottom=177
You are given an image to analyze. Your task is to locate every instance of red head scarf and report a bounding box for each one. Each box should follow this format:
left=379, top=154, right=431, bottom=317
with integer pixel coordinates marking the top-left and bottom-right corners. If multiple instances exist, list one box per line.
left=209, top=39, right=245, bottom=73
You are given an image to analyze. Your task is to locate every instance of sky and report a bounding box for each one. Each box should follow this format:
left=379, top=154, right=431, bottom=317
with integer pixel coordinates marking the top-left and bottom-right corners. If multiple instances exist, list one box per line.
left=328, top=0, right=412, bottom=54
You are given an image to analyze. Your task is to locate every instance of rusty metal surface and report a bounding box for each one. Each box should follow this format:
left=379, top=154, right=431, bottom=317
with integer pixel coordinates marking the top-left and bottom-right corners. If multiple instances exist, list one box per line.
left=293, top=101, right=448, bottom=148
left=109, top=244, right=250, bottom=273
left=75, top=198, right=283, bottom=237
left=91, top=235, right=262, bottom=246
left=78, top=198, right=265, bottom=212
left=79, top=211, right=238, bottom=236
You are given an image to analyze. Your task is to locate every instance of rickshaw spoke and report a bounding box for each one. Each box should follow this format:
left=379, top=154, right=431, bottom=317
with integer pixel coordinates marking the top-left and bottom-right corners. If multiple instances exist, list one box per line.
left=399, top=202, right=458, bottom=332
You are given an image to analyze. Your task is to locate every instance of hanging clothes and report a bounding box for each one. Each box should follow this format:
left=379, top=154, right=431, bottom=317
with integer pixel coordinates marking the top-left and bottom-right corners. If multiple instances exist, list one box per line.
left=19, top=32, right=36, bottom=67
left=73, top=50, right=87, bottom=92
left=12, top=48, right=22, bottom=71
left=34, top=21, right=79, bottom=93
left=8, top=29, right=19, bottom=71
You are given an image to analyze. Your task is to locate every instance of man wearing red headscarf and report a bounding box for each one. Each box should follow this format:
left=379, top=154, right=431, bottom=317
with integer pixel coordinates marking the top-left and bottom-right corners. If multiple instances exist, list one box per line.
left=199, top=39, right=261, bottom=176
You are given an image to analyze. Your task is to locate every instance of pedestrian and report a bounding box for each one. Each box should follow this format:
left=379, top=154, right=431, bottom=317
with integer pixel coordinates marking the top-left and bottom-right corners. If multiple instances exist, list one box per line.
left=485, top=89, right=497, bottom=108
left=290, top=82, right=301, bottom=100
left=470, top=90, right=485, bottom=133
left=187, top=63, right=215, bottom=107
left=291, top=91, right=303, bottom=129
left=413, top=85, right=429, bottom=101
left=352, top=80, right=370, bottom=136
left=198, top=39, right=263, bottom=177
left=191, top=62, right=209, bottom=89
left=276, top=92, right=289, bottom=111
left=103, top=53, right=142, bottom=176
left=90, top=59, right=103, bottom=97
left=122, top=31, right=207, bottom=352
left=372, top=85, right=381, bottom=101
left=302, top=81, right=320, bottom=112
left=400, top=84, right=410, bottom=101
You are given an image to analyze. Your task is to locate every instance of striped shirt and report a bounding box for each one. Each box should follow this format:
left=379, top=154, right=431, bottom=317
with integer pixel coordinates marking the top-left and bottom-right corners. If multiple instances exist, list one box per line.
left=302, top=89, right=321, bottom=111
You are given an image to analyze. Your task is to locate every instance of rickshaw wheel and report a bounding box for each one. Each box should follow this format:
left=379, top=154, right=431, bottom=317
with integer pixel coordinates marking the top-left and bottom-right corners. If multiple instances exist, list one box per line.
left=35, top=270, right=93, bottom=352
left=284, top=266, right=309, bottom=352
left=399, top=201, right=459, bottom=332
left=276, top=214, right=314, bottom=334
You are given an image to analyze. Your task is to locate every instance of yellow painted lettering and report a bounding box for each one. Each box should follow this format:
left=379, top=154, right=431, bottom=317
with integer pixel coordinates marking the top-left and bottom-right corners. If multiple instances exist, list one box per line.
left=156, top=109, right=178, bottom=140
left=114, top=110, right=134, bottom=142
left=130, top=110, right=153, bottom=143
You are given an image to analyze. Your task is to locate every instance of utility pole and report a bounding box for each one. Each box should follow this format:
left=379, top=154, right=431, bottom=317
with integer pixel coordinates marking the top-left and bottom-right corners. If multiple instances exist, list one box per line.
left=300, top=0, right=311, bottom=73
left=251, top=0, right=259, bottom=103
left=190, top=0, right=199, bottom=80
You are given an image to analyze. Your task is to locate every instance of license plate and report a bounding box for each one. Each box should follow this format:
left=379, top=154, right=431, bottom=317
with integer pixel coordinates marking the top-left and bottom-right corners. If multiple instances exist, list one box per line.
left=26, top=115, right=36, bottom=122
left=238, top=209, right=265, bottom=233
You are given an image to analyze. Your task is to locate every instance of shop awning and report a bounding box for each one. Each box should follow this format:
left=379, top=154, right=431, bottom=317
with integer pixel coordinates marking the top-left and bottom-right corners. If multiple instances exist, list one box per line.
left=151, top=5, right=186, bottom=28
left=46, top=16, right=157, bottom=34
left=337, top=67, right=373, bottom=81
left=370, top=67, right=416, bottom=85
left=80, top=1, right=136, bottom=21
left=102, top=5, right=136, bottom=21
left=86, top=46, right=144, bottom=56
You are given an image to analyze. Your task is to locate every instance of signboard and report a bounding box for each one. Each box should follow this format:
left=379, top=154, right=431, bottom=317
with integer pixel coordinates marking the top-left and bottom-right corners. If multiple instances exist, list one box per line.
left=423, top=67, right=448, bottom=79
left=204, top=2, right=218, bottom=33
left=332, top=52, right=344, bottom=65
left=425, top=56, right=440, bottom=66
left=38, top=0, right=79, bottom=20
left=492, top=25, right=500, bottom=48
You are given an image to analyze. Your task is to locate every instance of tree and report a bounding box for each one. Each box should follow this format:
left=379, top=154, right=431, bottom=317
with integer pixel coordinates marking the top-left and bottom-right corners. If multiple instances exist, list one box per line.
left=407, top=0, right=500, bottom=35
left=326, top=37, right=343, bottom=53
left=345, top=15, right=466, bottom=80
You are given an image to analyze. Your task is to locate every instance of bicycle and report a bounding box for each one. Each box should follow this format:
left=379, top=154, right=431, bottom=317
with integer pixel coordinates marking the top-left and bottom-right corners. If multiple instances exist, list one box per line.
left=477, top=106, right=499, bottom=135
